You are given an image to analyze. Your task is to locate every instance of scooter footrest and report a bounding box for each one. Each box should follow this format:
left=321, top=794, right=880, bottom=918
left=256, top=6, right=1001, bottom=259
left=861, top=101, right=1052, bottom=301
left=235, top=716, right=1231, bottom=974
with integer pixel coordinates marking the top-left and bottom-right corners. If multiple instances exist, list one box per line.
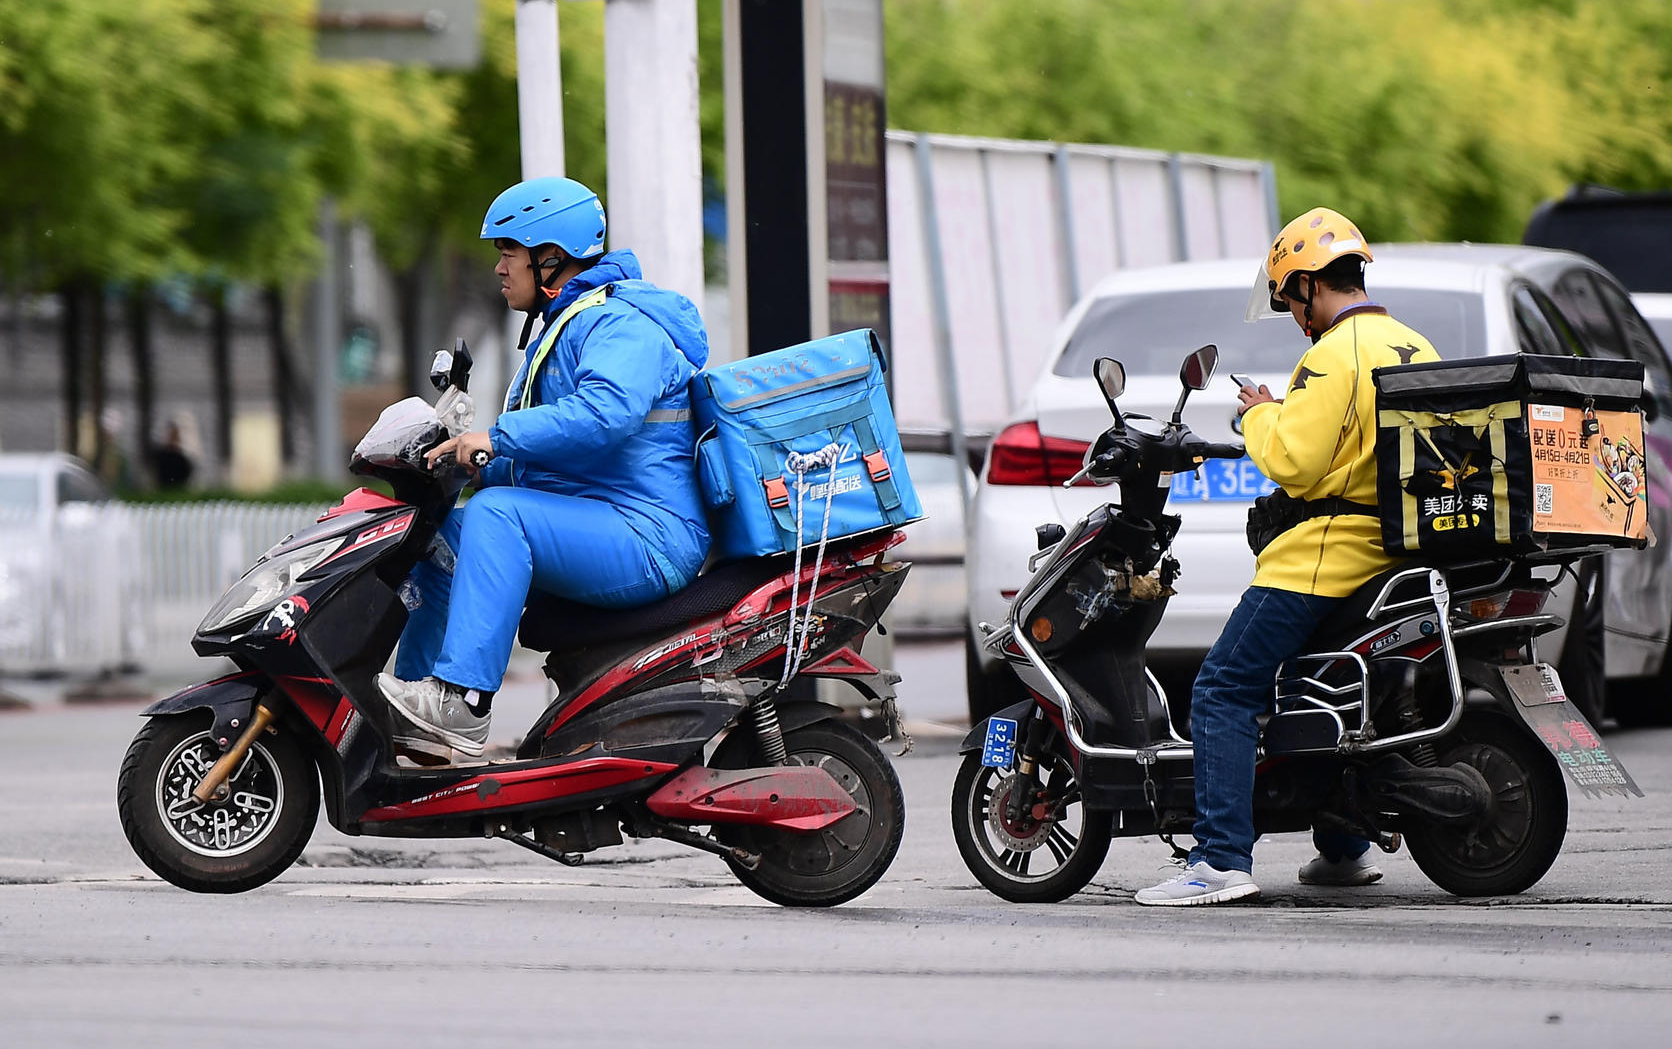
left=1262, top=708, right=1347, bottom=755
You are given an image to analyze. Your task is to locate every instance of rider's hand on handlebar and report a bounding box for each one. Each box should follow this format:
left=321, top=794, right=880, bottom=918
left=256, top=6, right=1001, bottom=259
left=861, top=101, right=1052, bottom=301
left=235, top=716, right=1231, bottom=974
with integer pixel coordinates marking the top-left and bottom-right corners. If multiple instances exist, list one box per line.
left=1236, top=384, right=1278, bottom=417
left=427, top=431, right=494, bottom=477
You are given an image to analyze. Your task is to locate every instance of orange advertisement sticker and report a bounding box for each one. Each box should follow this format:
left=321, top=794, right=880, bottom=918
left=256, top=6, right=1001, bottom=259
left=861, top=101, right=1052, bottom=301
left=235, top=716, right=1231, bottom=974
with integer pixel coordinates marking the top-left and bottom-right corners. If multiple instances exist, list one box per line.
left=1527, top=404, right=1648, bottom=540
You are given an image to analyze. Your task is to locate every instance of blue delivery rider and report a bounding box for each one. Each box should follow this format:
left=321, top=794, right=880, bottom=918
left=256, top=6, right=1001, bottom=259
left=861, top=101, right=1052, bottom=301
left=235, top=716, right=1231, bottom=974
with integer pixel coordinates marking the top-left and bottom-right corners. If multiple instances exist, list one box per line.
left=377, top=177, right=711, bottom=761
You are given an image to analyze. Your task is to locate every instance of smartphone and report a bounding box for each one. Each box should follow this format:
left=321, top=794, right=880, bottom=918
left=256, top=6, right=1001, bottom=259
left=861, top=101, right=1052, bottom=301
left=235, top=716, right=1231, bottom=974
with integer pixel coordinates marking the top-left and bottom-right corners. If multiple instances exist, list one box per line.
left=1229, top=372, right=1257, bottom=390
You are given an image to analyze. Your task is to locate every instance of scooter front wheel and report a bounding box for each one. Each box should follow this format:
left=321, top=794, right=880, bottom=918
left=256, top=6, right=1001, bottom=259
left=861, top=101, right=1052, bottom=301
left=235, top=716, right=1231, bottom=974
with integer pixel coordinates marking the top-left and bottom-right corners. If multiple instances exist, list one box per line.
left=951, top=750, right=1112, bottom=903
left=711, top=719, right=905, bottom=907
left=117, top=710, right=319, bottom=893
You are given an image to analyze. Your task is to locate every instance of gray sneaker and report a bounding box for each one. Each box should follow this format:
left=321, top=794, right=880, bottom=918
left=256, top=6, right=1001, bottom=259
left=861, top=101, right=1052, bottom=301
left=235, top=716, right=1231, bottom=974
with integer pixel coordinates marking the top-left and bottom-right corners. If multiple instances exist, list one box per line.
left=1135, top=861, right=1260, bottom=906
left=376, top=673, right=490, bottom=758
left=1298, top=852, right=1383, bottom=886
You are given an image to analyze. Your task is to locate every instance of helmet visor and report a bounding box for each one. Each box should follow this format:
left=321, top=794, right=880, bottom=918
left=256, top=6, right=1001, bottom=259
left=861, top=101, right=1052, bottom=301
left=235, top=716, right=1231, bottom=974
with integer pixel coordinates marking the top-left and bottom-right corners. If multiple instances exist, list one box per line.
left=1245, top=263, right=1289, bottom=323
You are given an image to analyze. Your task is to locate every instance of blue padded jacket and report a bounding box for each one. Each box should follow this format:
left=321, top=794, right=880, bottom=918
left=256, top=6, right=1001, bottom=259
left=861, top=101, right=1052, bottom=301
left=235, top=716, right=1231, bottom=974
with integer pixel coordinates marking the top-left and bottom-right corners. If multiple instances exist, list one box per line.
left=482, top=251, right=711, bottom=591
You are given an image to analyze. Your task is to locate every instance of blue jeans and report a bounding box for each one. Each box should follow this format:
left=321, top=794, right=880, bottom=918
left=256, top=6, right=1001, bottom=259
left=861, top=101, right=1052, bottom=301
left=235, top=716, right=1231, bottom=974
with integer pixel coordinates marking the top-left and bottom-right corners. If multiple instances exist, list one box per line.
left=393, top=487, right=671, bottom=693
left=1188, top=586, right=1369, bottom=873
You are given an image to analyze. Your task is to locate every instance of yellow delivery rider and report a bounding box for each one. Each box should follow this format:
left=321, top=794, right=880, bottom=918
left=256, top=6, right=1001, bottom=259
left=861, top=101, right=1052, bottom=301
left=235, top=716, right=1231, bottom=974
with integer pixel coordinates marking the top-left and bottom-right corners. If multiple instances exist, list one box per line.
left=1240, top=209, right=1440, bottom=596
left=1136, top=207, right=1439, bottom=907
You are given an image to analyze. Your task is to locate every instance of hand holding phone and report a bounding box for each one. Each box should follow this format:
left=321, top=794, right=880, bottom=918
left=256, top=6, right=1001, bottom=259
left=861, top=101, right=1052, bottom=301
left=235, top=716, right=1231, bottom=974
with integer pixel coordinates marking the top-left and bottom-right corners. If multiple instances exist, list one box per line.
left=1234, top=375, right=1278, bottom=417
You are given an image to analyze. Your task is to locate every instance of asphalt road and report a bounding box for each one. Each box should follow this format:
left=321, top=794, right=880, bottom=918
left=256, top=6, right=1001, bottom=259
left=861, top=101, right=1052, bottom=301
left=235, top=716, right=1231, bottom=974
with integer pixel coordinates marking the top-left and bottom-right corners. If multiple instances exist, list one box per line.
left=2, top=644, right=1671, bottom=1047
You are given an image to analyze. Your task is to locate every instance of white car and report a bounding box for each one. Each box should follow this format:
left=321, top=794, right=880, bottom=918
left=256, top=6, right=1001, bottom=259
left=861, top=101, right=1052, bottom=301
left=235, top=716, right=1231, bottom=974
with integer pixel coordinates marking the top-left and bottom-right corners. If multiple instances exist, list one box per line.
left=0, top=453, right=145, bottom=675
left=966, top=245, right=1672, bottom=726
left=886, top=449, right=976, bottom=635
left=1635, top=293, right=1672, bottom=362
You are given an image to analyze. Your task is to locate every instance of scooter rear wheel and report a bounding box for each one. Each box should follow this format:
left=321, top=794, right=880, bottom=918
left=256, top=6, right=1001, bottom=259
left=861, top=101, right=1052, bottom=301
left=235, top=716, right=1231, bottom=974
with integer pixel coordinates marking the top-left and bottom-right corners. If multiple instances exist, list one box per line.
left=1404, top=714, right=1568, bottom=898
left=950, top=750, right=1112, bottom=903
left=710, top=719, right=905, bottom=907
left=117, top=711, right=319, bottom=893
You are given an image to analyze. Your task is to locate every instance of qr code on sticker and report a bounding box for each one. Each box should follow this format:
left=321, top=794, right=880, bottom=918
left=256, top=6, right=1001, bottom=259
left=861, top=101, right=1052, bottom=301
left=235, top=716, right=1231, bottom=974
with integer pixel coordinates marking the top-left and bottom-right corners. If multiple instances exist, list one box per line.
left=1535, top=483, right=1554, bottom=515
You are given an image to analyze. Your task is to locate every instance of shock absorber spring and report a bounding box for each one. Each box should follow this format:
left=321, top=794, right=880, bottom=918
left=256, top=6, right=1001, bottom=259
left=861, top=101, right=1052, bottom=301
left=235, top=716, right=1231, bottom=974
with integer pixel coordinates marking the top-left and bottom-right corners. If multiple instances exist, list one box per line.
left=749, top=692, right=790, bottom=764
left=1387, top=683, right=1437, bottom=767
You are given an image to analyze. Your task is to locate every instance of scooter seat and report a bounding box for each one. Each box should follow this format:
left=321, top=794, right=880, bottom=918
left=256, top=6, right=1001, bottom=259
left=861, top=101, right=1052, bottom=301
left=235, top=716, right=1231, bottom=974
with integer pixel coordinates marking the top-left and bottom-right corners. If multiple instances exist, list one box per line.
left=518, top=553, right=793, bottom=652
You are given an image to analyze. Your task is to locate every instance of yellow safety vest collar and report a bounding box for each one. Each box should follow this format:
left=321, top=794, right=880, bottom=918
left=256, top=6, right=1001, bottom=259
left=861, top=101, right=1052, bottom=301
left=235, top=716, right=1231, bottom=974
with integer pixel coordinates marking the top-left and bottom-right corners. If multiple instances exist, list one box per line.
left=517, top=284, right=613, bottom=411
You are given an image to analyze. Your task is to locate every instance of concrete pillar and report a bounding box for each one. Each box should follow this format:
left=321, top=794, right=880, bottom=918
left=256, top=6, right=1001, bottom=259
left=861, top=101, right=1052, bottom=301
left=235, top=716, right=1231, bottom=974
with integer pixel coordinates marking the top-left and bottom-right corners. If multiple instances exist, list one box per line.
left=515, top=0, right=565, bottom=179
left=604, top=0, right=705, bottom=307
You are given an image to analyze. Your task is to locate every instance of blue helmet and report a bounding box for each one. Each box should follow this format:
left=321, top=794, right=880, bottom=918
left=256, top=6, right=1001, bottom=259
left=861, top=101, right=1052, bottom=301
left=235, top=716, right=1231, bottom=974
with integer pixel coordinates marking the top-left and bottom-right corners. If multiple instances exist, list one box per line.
left=480, top=177, right=607, bottom=260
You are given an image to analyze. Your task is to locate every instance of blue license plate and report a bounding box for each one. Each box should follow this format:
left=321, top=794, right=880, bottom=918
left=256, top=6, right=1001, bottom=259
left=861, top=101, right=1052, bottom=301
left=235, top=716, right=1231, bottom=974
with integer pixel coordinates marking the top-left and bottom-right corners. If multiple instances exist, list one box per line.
left=981, top=717, right=1018, bottom=768
left=1170, top=457, right=1277, bottom=502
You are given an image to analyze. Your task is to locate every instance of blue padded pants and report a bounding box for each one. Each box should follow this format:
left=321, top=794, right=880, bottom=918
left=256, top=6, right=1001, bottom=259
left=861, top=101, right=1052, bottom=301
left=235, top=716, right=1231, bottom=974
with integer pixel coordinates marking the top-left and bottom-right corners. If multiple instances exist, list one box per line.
left=393, top=487, right=670, bottom=693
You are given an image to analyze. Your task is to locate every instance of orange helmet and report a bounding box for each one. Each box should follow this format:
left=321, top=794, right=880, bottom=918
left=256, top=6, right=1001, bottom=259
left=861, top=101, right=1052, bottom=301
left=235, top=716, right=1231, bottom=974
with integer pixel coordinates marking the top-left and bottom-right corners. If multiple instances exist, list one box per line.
left=1247, top=207, right=1373, bottom=319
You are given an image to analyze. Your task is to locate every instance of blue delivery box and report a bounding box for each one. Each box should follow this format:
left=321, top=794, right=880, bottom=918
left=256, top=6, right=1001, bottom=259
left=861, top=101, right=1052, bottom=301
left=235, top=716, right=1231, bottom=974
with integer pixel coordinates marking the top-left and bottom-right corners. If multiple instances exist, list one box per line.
left=691, top=329, right=923, bottom=560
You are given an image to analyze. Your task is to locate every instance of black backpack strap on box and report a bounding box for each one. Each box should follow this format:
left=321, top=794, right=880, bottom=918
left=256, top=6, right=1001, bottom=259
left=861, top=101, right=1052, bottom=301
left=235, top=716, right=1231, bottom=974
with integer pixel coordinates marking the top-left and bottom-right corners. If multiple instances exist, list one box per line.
left=1247, top=490, right=1379, bottom=555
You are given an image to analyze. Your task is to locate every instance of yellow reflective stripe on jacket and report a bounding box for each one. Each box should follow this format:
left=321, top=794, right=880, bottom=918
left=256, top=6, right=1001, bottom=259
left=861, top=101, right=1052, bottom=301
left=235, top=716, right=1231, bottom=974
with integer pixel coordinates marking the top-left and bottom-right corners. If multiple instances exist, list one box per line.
left=518, top=286, right=612, bottom=411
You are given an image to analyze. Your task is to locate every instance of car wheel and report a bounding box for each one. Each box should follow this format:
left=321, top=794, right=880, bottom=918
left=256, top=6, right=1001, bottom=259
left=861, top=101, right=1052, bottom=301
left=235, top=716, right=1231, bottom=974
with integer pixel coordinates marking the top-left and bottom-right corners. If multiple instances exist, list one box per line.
left=966, top=629, right=1028, bottom=725
left=1556, top=558, right=1606, bottom=725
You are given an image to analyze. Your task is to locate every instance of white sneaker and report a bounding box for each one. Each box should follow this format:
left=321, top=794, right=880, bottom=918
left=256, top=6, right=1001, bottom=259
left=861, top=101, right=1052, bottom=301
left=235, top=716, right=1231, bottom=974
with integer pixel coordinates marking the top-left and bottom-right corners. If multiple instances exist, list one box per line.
left=1298, top=852, right=1383, bottom=886
left=376, top=673, right=490, bottom=758
left=1134, top=861, right=1260, bottom=906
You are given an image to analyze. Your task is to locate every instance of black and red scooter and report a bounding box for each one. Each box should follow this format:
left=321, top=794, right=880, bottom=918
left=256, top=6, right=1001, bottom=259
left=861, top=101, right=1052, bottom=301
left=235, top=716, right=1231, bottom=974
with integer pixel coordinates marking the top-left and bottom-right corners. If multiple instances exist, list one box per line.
left=117, top=345, right=911, bottom=906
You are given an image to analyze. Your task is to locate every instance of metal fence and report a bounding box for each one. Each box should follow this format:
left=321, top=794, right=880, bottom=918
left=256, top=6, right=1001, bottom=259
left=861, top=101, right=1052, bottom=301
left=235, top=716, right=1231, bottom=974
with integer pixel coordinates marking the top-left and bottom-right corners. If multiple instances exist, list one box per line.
left=0, top=502, right=327, bottom=675
left=885, top=131, right=1279, bottom=449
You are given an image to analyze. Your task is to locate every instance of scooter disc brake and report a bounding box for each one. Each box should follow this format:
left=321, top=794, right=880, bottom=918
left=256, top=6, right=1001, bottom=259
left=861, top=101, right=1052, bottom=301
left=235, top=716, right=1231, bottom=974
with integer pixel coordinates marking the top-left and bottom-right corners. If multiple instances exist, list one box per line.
left=987, top=772, right=1051, bottom=852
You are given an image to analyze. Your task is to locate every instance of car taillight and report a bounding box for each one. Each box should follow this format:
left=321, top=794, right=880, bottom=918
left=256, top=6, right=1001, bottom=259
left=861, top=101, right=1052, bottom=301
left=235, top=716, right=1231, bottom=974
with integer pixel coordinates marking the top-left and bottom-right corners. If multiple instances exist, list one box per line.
left=1464, top=588, right=1550, bottom=621
left=986, top=421, right=1094, bottom=487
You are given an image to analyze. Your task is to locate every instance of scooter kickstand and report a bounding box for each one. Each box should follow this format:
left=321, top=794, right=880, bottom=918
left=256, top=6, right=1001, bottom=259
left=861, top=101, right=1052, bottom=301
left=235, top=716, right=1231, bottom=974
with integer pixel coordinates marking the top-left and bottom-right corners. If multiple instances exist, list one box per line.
left=493, top=826, right=585, bottom=867
left=630, top=817, right=763, bottom=870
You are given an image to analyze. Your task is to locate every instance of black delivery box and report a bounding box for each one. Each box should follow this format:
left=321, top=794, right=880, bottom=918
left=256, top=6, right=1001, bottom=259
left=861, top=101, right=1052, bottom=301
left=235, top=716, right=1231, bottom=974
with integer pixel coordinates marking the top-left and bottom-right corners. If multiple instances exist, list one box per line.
left=1373, top=353, right=1650, bottom=557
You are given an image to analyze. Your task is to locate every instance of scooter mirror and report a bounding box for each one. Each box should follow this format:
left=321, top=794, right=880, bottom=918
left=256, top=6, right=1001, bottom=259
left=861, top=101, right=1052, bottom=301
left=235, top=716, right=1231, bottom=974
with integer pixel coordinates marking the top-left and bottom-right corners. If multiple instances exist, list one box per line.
left=1170, top=344, right=1218, bottom=424
left=449, top=339, right=473, bottom=393
left=429, top=340, right=475, bottom=394
left=1093, top=358, right=1127, bottom=427
left=1180, top=344, right=1218, bottom=390
left=428, top=350, right=453, bottom=392
left=1094, top=357, right=1126, bottom=401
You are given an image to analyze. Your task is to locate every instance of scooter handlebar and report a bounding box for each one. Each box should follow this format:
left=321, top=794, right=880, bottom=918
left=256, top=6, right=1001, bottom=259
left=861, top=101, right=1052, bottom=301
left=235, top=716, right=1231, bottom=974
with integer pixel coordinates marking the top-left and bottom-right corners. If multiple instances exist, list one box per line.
left=1062, top=447, right=1128, bottom=488
left=1190, top=440, right=1246, bottom=461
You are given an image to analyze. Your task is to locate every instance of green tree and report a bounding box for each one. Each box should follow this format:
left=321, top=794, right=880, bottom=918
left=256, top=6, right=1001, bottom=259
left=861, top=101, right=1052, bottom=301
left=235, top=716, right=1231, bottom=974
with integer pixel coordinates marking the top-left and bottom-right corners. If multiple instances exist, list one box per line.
left=0, top=0, right=212, bottom=284
left=883, top=0, right=1672, bottom=244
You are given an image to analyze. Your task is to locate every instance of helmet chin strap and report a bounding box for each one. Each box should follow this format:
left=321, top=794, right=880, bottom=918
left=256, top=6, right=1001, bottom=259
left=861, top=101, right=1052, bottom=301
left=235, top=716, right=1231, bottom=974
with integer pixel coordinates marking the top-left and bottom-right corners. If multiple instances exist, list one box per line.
left=1299, top=274, right=1320, bottom=343
left=515, top=246, right=570, bottom=349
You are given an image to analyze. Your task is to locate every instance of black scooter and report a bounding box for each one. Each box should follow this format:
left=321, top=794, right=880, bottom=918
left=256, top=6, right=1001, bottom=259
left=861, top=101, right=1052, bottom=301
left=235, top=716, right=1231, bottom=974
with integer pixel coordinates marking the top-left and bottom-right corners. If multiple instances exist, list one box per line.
left=951, top=345, right=1640, bottom=902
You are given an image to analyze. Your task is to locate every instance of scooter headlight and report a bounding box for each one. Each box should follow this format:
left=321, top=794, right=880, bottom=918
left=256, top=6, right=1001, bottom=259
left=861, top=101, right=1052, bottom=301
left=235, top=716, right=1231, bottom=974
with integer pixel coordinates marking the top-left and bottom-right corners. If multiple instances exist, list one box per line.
left=198, top=541, right=335, bottom=635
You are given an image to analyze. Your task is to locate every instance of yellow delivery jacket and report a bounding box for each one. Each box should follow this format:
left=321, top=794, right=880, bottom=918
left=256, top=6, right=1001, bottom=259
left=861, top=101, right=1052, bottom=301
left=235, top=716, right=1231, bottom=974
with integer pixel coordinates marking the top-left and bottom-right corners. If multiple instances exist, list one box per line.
left=1239, top=305, right=1440, bottom=597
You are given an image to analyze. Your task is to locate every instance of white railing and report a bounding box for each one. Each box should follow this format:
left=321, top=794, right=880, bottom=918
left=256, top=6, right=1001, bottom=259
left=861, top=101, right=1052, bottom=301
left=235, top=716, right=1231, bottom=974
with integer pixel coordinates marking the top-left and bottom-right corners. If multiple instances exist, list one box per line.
left=0, top=501, right=328, bottom=676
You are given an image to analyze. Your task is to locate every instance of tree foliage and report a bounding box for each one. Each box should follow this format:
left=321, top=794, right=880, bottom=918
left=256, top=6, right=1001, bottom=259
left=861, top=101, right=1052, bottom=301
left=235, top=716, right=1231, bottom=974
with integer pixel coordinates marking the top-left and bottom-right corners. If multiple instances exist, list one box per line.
left=0, top=0, right=472, bottom=286
left=884, top=0, right=1672, bottom=244
left=0, top=0, right=214, bottom=282
left=6, top=0, right=1669, bottom=288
